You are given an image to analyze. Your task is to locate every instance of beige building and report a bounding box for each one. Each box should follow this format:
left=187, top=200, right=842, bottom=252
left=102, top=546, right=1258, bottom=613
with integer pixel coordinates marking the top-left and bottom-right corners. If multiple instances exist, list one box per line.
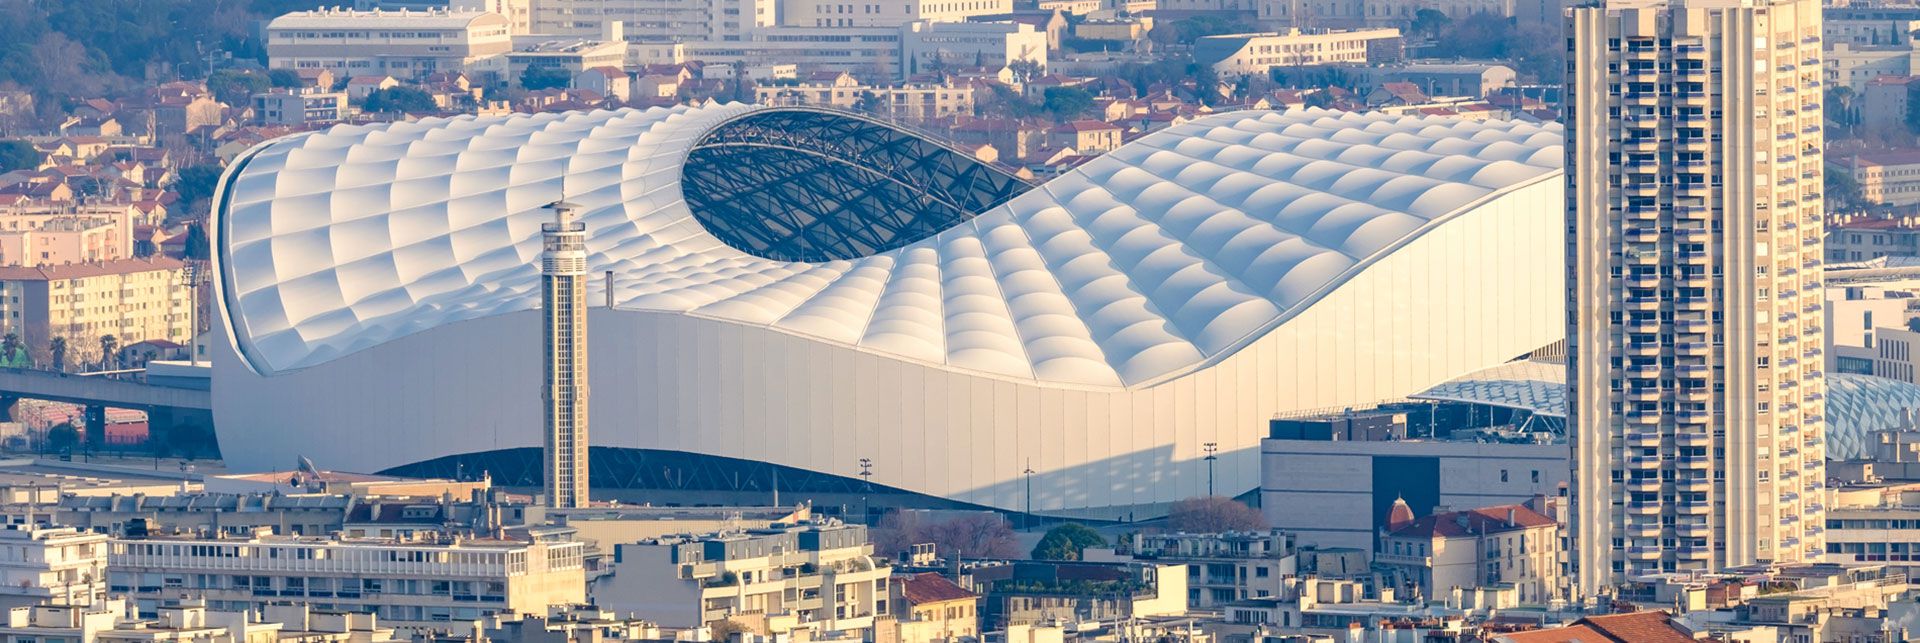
left=0, top=521, right=109, bottom=611
left=107, top=529, right=586, bottom=635
left=594, top=521, right=890, bottom=639
left=527, top=0, right=775, bottom=43
left=1846, top=150, right=1920, bottom=207
left=1565, top=0, right=1826, bottom=595
left=1824, top=42, right=1918, bottom=92
left=782, top=0, right=1014, bottom=28
left=755, top=73, right=976, bottom=119
left=1373, top=500, right=1563, bottom=605
left=1048, top=120, right=1123, bottom=155
left=881, top=573, right=980, bottom=643
left=0, top=258, right=191, bottom=361
left=1193, top=28, right=1402, bottom=78
left=0, top=208, right=135, bottom=267
left=267, top=8, right=513, bottom=81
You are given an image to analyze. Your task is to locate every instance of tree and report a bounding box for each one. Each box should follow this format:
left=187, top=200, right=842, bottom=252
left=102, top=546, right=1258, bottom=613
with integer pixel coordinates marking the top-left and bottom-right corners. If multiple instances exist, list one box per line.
left=1908, top=317, right=1920, bottom=334
left=1007, top=59, right=1044, bottom=83
left=1041, top=86, right=1095, bottom=120
left=184, top=223, right=211, bottom=261
left=206, top=69, right=269, bottom=106
left=267, top=68, right=303, bottom=88
left=521, top=66, right=573, bottom=91
left=1031, top=523, right=1106, bottom=560
left=46, top=423, right=77, bottom=453
left=48, top=336, right=66, bottom=373
left=708, top=619, right=751, bottom=642
left=1411, top=8, right=1451, bottom=39
left=0, top=333, right=25, bottom=369
left=1166, top=496, right=1267, bottom=533
left=98, top=334, right=118, bottom=371
left=853, top=91, right=884, bottom=115
left=171, top=164, right=224, bottom=219
left=361, top=86, right=437, bottom=114
left=872, top=511, right=1022, bottom=559
left=1827, top=163, right=1865, bottom=213
left=0, top=140, right=42, bottom=173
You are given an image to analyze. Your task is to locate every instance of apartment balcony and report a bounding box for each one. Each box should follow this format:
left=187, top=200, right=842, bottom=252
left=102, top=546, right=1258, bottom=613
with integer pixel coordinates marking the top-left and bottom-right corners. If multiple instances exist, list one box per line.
left=1676, top=476, right=1711, bottom=492
left=1676, top=521, right=1711, bottom=538
left=1626, top=409, right=1663, bottom=425
left=1624, top=226, right=1661, bottom=243
left=1625, top=340, right=1662, bottom=357
left=1626, top=316, right=1661, bottom=332
left=1675, top=91, right=1709, bottom=106
left=1677, top=502, right=1711, bottom=515
left=1626, top=545, right=1663, bottom=559
left=1625, top=521, right=1663, bottom=538
left=1625, top=204, right=1661, bottom=220
left=1674, top=205, right=1709, bottom=220
left=1624, top=113, right=1660, bottom=129
left=1625, top=387, right=1663, bottom=403
left=1625, top=91, right=1660, bottom=107
left=1627, top=364, right=1662, bottom=379
left=1674, top=227, right=1709, bottom=243
left=1675, top=431, right=1712, bottom=448
left=1627, top=453, right=1664, bottom=469
left=1625, top=182, right=1661, bottom=197
left=1625, top=298, right=1661, bottom=312
left=1676, top=364, right=1710, bottom=379
left=1678, top=453, right=1714, bottom=468
left=1675, top=136, right=1709, bottom=152
left=1674, top=183, right=1708, bottom=198
left=1676, top=341, right=1710, bottom=357
left=1626, top=502, right=1661, bottom=517
left=1626, top=474, right=1661, bottom=491
left=1677, top=545, right=1713, bottom=559
left=1675, top=319, right=1710, bottom=334
left=1675, top=296, right=1712, bottom=311
left=1677, top=409, right=1712, bottom=424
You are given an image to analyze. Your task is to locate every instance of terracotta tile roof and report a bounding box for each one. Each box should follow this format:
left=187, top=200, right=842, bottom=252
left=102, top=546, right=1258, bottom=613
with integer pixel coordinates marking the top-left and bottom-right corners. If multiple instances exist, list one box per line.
left=1853, top=149, right=1920, bottom=167
left=894, top=573, right=978, bottom=605
left=1057, top=119, right=1120, bottom=132
left=0, top=256, right=185, bottom=280
left=1495, top=611, right=1694, bottom=643
left=1387, top=504, right=1555, bottom=539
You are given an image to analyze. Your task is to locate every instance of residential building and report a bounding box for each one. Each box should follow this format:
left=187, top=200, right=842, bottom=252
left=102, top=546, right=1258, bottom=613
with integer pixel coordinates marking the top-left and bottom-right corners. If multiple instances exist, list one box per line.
left=970, top=561, right=1186, bottom=629
left=251, top=91, right=350, bottom=126
left=881, top=573, right=979, bottom=643
left=900, top=21, right=1047, bottom=77
left=1824, top=43, right=1917, bottom=92
left=1330, top=62, right=1517, bottom=98
left=1372, top=500, right=1564, bottom=605
left=1873, top=325, right=1920, bottom=384
left=1084, top=530, right=1299, bottom=609
left=1565, top=0, right=1827, bottom=593
left=266, top=8, right=514, bottom=81
left=1823, top=286, right=1914, bottom=375
left=755, top=73, right=976, bottom=119
left=526, top=0, right=775, bottom=43
left=451, top=0, right=533, bottom=34
left=0, top=257, right=192, bottom=357
left=1845, top=150, right=1920, bottom=207
left=344, top=75, right=401, bottom=101
left=507, top=40, right=627, bottom=87
left=481, top=605, right=663, bottom=643
left=593, top=521, right=889, bottom=638
left=782, top=0, right=1014, bottom=28
left=665, top=27, right=905, bottom=78
left=1825, top=5, right=1920, bottom=47
left=1490, top=610, right=1701, bottom=643
left=0, top=520, right=109, bottom=611
left=539, top=201, right=588, bottom=510
left=1863, top=74, right=1919, bottom=130
left=0, top=598, right=406, bottom=643
left=0, top=208, right=134, bottom=266
left=1828, top=217, right=1920, bottom=262
left=107, top=528, right=586, bottom=635
left=572, top=68, right=629, bottom=102
left=1048, top=120, right=1122, bottom=155
left=1193, top=28, right=1403, bottom=78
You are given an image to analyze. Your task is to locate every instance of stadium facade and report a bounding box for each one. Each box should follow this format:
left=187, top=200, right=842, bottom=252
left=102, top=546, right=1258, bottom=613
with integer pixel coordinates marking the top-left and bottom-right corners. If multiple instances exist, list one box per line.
left=211, top=104, right=1566, bottom=515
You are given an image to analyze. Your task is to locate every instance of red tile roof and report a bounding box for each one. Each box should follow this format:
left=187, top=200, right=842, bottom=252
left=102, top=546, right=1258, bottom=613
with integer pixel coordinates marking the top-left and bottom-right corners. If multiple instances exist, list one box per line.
left=0, top=257, right=185, bottom=281
left=1853, top=149, right=1920, bottom=167
left=894, top=573, right=978, bottom=605
left=1496, top=611, right=1695, bottom=643
left=1057, top=119, right=1120, bottom=132
left=1387, top=504, right=1554, bottom=539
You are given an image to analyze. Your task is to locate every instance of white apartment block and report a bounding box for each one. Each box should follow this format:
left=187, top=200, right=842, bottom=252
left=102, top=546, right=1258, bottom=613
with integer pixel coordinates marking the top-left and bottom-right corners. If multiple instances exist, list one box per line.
left=1565, top=0, right=1826, bottom=596
left=1823, top=43, right=1916, bottom=92
left=452, top=0, right=534, bottom=34
left=1193, top=28, right=1402, bottom=78
left=0, top=211, right=132, bottom=267
left=595, top=521, right=890, bottom=638
left=1823, top=286, right=1914, bottom=375
left=528, top=0, right=776, bottom=43
left=0, top=521, right=108, bottom=611
left=665, top=27, right=906, bottom=78
left=266, top=9, right=513, bottom=81
left=106, top=530, right=586, bottom=635
left=900, top=21, right=1047, bottom=77
left=755, top=73, right=976, bottom=119
left=1254, top=0, right=1515, bottom=29
left=1084, top=530, right=1299, bottom=609
left=781, top=0, right=1013, bottom=28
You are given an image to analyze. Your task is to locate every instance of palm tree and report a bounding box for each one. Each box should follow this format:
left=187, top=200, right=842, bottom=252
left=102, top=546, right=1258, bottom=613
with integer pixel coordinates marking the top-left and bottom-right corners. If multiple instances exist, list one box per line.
left=49, top=337, right=66, bottom=373
left=98, top=335, right=118, bottom=372
left=1, top=333, right=19, bottom=367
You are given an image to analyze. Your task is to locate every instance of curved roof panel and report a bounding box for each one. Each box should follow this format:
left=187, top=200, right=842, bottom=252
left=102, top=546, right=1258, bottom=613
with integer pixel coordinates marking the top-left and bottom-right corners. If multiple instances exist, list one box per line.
left=215, top=105, right=1563, bottom=386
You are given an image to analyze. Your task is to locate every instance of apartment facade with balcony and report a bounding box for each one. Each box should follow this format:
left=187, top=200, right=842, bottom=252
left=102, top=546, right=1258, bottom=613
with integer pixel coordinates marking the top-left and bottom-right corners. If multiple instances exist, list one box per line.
left=1565, top=0, right=1826, bottom=596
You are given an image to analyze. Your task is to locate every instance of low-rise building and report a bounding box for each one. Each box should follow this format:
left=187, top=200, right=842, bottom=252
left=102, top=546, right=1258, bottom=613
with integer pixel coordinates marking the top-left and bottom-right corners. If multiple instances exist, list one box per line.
left=1085, top=530, right=1298, bottom=609
left=1864, top=75, right=1920, bottom=131
left=0, top=520, right=109, bottom=611
left=755, top=73, right=976, bottom=120
left=882, top=573, right=979, bottom=643
left=1826, top=43, right=1920, bottom=93
left=266, top=8, right=513, bottom=82
left=252, top=91, right=350, bottom=125
left=901, top=21, right=1047, bottom=77
left=594, top=520, right=890, bottom=639
left=970, top=561, right=1186, bottom=629
left=507, top=40, right=626, bottom=87
left=1048, top=120, right=1123, bottom=155
left=1195, top=28, right=1402, bottom=78
left=1829, top=217, right=1920, bottom=263
left=107, top=528, right=586, bottom=635
left=1372, top=500, right=1563, bottom=605
left=1848, top=151, right=1920, bottom=208
left=0, top=257, right=192, bottom=358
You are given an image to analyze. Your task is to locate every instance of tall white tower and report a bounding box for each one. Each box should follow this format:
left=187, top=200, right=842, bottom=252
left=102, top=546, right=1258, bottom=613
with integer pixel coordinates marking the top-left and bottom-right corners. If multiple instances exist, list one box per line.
left=1565, top=0, right=1824, bottom=597
left=541, top=200, right=589, bottom=509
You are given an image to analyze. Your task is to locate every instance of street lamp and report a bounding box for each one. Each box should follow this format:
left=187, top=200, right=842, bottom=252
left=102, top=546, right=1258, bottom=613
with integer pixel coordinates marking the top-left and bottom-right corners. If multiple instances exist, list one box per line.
left=1023, top=460, right=1035, bottom=530
left=857, top=458, right=873, bottom=523
left=1203, top=442, right=1219, bottom=497
left=182, top=262, right=200, bottom=366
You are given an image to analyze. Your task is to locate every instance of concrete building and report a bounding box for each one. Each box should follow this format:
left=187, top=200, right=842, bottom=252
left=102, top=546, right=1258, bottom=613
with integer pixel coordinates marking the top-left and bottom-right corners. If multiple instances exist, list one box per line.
left=451, top=0, right=533, bottom=34
left=970, top=561, right=1186, bottom=629
left=782, top=0, right=1014, bottom=28
left=882, top=573, right=980, bottom=643
left=0, top=211, right=133, bottom=267
left=107, top=529, right=586, bottom=635
left=540, top=201, right=589, bottom=510
left=1565, top=0, right=1827, bottom=593
left=0, top=257, right=192, bottom=358
left=1194, top=29, right=1403, bottom=77
left=0, top=521, right=108, bottom=611
left=506, top=40, right=626, bottom=87
left=251, top=91, right=350, bottom=126
left=900, top=21, right=1047, bottom=77
left=1048, top=120, right=1122, bottom=155
left=1085, top=530, right=1299, bottom=609
left=1829, top=217, right=1920, bottom=263
left=594, top=521, right=889, bottom=638
left=1845, top=150, right=1920, bottom=207
left=1332, top=62, right=1517, bottom=98
left=1824, top=43, right=1917, bottom=92
left=755, top=73, right=977, bottom=119
left=526, top=0, right=775, bottom=43
left=266, top=8, right=513, bottom=81
left=1825, top=5, right=1920, bottom=47
left=1373, top=500, right=1563, bottom=605
left=1823, top=286, right=1915, bottom=375
left=1863, top=74, right=1918, bottom=130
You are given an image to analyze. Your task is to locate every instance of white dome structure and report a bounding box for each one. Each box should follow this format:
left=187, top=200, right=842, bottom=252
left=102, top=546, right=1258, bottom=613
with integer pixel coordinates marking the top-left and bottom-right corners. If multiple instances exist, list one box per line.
left=212, top=104, right=1568, bottom=514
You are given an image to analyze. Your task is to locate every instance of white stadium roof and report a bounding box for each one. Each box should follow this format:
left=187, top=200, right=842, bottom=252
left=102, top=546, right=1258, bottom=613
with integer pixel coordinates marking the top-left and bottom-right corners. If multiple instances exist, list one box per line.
left=217, top=104, right=1562, bottom=387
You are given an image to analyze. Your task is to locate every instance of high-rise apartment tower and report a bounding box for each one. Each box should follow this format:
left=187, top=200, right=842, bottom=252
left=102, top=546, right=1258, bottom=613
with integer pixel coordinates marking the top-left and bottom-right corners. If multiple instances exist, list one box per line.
left=542, top=200, right=590, bottom=509
left=1565, top=0, right=1824, bottom=597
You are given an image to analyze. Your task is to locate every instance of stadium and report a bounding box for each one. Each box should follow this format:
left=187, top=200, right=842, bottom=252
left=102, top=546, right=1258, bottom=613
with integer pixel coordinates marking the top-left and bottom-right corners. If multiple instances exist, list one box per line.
left=210, top=104, right=1567, bottom=516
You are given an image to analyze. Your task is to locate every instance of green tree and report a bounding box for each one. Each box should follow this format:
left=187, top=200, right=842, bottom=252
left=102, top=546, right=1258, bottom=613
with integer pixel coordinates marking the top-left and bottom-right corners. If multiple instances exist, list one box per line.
left=1041, top=86, right=1095, bottom=120
left=267, top=68, right=303, bottom=88
left=48, top=336, right=65, bottom=373
left=1031, top=522, right=1106, bottom=561
left=206, top=69, right=268, bottom=106
left=45, top=423, right=77, bottom=454
left=0, top=140, right=42, bottom=173
left=171, top=164, right=224, bottom=219
left=362, top=86, right=437, bottom=114
left=1167, top=496, right=1267, bottom=533
left=853, top=90, right=884, bottom=115
left=521, top=66, right=573, bottom=91
left=1411, top=8, right=1451, bottom=39
left=184, top=223, right=211, bottom=261
left=1827, top=163, right=1865, bottom=213
left=98, top=334, right=117, bottom=371
left=0, top=333, right=24, bottom=368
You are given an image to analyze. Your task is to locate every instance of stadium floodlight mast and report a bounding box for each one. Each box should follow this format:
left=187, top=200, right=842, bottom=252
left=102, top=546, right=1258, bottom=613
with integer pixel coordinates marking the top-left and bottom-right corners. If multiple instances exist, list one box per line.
left=1203, top=442, right=1219, bottom=497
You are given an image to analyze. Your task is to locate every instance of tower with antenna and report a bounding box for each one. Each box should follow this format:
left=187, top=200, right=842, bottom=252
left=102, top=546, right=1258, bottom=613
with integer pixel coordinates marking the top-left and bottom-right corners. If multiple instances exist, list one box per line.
left=541, top=200, right=589, bottom=509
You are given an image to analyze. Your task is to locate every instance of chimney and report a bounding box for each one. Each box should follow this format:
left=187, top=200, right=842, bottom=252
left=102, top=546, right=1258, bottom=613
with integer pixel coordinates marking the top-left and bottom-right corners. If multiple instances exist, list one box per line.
left=1505, top=509, right=1515, bottom=528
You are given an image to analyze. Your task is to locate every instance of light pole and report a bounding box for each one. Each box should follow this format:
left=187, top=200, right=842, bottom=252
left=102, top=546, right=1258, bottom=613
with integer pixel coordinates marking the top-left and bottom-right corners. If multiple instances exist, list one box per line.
left=182, top=262, right=199, bottom=365
left=1203, top=442, right=1219, bottom=497
left=858, top=457, right=873, bottom=523
left=1023, top=460, right=1035, bottom=530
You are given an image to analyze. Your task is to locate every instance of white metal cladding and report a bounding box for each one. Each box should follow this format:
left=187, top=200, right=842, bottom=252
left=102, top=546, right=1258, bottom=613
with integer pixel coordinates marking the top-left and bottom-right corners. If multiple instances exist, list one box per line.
left=211, top=191, right=1567, bottom=513
left=215, top=104, right=1563, bottom=388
